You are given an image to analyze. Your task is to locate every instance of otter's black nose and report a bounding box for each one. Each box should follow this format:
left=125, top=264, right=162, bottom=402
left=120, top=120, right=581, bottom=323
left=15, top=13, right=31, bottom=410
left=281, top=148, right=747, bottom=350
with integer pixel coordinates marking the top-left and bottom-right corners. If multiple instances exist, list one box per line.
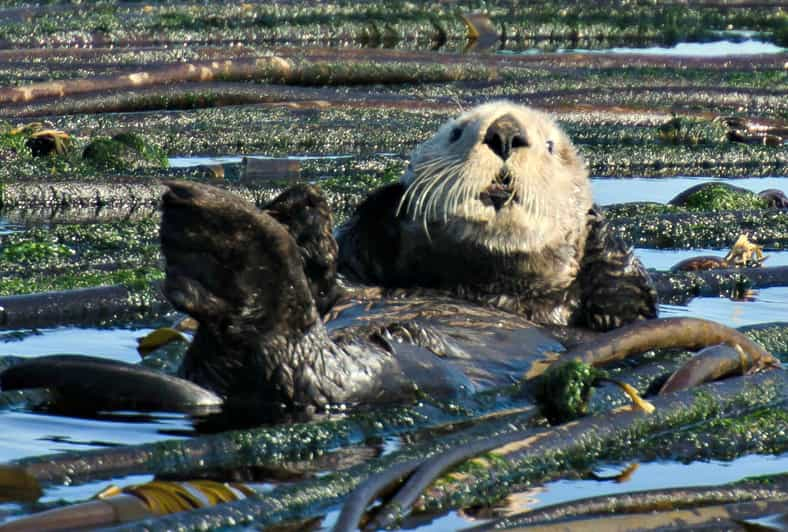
left=483, top=114, right=528, bottom=160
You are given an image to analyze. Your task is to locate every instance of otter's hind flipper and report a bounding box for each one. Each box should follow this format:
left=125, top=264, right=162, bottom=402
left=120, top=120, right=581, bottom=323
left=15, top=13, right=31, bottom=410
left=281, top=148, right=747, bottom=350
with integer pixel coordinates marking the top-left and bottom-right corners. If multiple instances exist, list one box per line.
left=265, top=184, right=342, bottom=315
left=160, top=181, right=446, bottom=411
left=161, top=180, right=322, bottom=401
left=0, top=355, right=222, bottom=412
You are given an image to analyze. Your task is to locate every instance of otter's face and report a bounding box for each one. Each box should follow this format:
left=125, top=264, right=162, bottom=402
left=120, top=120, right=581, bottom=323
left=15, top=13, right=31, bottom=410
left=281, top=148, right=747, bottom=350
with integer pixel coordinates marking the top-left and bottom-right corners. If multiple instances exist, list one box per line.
left=400, top=102, right=592, bottom=254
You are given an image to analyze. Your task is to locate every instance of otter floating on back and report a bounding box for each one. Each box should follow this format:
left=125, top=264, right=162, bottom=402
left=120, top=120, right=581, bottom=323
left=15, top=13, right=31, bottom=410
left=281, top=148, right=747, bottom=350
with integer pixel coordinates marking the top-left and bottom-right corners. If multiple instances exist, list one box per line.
left=0, top=102, right=658, bottom=421
left=337, top=102, right=656, bottom=330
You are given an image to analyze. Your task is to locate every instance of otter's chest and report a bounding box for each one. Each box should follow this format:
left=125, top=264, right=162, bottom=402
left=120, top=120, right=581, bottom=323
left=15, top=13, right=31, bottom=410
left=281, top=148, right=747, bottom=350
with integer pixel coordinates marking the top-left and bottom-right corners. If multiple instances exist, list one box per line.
left=387, top=227, right=584, bottom=325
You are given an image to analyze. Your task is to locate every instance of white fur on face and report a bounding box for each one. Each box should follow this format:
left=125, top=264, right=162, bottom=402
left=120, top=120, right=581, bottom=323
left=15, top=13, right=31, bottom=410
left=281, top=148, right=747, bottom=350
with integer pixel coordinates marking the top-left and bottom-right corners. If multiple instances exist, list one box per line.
left=399, top=101, right=592, bottom=254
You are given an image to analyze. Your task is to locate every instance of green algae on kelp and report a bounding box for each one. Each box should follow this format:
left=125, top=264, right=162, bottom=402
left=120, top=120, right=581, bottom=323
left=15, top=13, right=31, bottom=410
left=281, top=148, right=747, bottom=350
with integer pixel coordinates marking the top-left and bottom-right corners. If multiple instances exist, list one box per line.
left=107, top=372, right=786, bottom=531
left=669, top=182, right=769, bottom=211
left=0, top=1, right=784, bottom=50
left=414, top=372, right=786, bottom=515
left=0, top=266, right=164, bottom=297
left=531, top=359, right=606, bottom=424
left=83, top=133, right=168, bottom=172
left=610, top=209, right=788, bottom=250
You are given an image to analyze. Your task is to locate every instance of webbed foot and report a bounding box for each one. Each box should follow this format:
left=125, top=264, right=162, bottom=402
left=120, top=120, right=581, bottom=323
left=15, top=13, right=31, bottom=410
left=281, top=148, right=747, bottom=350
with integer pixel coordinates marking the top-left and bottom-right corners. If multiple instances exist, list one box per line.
left=160, top=181, right=320, bottom=399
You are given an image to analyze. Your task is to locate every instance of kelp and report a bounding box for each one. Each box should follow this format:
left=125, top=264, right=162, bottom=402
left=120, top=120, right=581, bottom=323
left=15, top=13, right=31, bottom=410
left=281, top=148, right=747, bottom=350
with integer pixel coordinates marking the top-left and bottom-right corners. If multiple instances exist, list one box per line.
left=104, top=371, right=786, bottom=531
left=0, top=2, right=783, bottom=530
left=651, top=266, right=788, bottom=304
left=0, top=1, right=783, bottom=50
left=11, top=396, right=538, bottom=488
left=473, top=473, right=788, bottom=530
left=609, top=209, right=788, bottom=249
left=0, top=281, right=167, bottom=328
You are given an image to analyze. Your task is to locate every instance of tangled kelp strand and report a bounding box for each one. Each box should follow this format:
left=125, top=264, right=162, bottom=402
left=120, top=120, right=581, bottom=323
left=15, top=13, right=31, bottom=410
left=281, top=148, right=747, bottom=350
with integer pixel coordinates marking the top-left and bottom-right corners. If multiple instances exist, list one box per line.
left=108, top=371, right=785, bottom=531
left=473, top=473, right=788, bottom=530
left=10, top=393, right=535, bottom=487
left=0, top=282, right=167, bottom=329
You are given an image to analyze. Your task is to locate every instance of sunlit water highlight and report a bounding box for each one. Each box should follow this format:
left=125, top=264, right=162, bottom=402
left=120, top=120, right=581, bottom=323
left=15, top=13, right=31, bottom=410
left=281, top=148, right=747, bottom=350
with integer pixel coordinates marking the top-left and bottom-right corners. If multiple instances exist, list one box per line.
left=567, top=39, right=786, bottom=56
left=636, top=248, right=788, bottom=271
left=592, top=176, right=787, bottom=205
left=0, top=327, right=155, bottom=364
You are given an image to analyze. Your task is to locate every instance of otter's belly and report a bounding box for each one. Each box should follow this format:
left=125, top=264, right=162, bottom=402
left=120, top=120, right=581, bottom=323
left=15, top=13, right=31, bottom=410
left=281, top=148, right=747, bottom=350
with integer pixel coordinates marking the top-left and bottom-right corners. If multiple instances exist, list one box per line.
left=326, top=294, right=566, bottom=393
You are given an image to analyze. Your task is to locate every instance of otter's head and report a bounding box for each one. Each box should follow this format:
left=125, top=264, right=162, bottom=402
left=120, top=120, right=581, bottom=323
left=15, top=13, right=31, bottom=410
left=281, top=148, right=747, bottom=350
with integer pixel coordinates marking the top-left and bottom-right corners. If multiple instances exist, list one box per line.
left=400, top=102, right=592, bottom=255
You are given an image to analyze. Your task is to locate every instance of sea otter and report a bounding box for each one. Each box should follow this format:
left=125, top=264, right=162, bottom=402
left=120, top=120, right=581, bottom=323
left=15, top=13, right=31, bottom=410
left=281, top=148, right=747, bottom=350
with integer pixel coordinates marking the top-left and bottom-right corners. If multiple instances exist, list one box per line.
left=336, top=102, right=656, bottom=330
left=0, top=102, right=658, bottom=419
left=155, top=101, right=657, bottom=415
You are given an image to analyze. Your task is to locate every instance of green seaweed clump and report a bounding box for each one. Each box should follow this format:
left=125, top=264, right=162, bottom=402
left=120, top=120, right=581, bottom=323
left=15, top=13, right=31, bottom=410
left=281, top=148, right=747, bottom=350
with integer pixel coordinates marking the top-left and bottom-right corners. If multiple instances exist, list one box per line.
left=2, top=241, right=74, bottom=263
left=657, top=117, right=728, bottom=146
left=603, top=202, right=683, bottom=220
left=0, top=124, right=32, bottom=160
left=531, top=359, right=606, bottom=424
left=0, top=265, right=164, bottom=297
left=83, top=133, right=168, bottom=171
left=678, top=183, right=768, bottom=212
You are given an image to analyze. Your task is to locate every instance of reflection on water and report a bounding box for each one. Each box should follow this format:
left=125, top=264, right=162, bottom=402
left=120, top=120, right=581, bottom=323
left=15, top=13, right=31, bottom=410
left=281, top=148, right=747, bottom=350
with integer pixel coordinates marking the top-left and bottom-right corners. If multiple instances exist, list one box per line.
left=0, top=410, right=191, bottom=462
left=0, top=327, right=155, bottom=365
left=636, top=248, right=788, bottom=271
left=0, top=219, right=21, bottom=235
left=566, top=39, right=786, bottom=56
left=498, top=38, right=785, bottom=57
left=660, top=286, right=788, bottom=327
left=319, top=454, right=788, bottom=531
left=532, top=454, right=788, bottom=511
left=592, top=176, right=787, bottom=205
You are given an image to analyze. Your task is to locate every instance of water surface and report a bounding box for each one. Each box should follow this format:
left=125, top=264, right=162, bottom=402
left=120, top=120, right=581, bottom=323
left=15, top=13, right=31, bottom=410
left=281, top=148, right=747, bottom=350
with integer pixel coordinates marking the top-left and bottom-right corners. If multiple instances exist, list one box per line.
left=592, top=176, right=787, bottom=205
left=636, top=248, right=788, bottom=270
left=567, top=39, right=786, bottom=56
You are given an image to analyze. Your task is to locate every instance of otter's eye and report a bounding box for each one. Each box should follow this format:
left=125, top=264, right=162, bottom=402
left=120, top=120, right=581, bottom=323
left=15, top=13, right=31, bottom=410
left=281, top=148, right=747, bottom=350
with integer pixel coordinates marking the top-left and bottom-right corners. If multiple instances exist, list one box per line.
left=546, top=139, right=554, bottom=154
left=449, top=126, right=463, bottom=143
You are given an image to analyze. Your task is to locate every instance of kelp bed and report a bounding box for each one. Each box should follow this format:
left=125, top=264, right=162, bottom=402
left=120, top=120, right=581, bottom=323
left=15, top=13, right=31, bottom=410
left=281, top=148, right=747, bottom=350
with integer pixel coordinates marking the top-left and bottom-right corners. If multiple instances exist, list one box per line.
left=0, top=1, right=786, bottom=530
